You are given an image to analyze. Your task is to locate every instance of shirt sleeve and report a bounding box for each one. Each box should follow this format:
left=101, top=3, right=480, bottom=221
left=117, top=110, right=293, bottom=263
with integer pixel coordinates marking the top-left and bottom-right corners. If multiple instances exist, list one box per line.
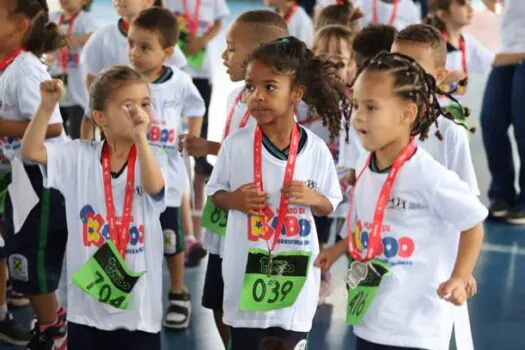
left=148, top=145, right=169, bottom=214
left=81, top=28, right=106, bottom=75
left=43, top=140, right=81, bottom=195
left=167, top=46, right=187, bottom=69
left=81, top=13, right=100, bottom=34
left=430, top=169, right=488, bottom=232
left=469, top=37, right=495, bottom=75
left=214, top=0, right=230, bottom=20
left=16, top=73, right=62, bottom=124
left=205, top=138, right=232, bottom=196
left=182, top=75, right=206, bottom=118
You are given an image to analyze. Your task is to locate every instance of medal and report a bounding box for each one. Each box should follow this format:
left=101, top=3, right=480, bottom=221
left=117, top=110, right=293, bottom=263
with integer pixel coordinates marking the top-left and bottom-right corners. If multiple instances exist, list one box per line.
left=345, top=260, right=369, bottom=290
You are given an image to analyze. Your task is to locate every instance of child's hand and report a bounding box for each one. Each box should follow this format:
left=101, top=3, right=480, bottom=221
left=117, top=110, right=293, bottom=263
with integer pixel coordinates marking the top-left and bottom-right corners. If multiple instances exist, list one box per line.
left=314, top=244, right=343, bottom=272
left=179, top=134, right=209, bottom=157
left=281, top=180, right=317, bottom=206
left=40, top=80, right=63, bottom=111
left=466, top=275, right=477, bottom=298
left=437, top=277, right=468, bottom=306
left=124, top=103, right=151, bottom=142
left=230, top=183, right=268, bottom=215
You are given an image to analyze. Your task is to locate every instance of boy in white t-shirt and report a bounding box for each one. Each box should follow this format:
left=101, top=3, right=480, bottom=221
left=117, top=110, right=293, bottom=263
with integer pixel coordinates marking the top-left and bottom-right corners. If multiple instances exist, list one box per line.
left=128, top=7, right=205, bottom=330
left=22, top=66, right=168, bottom=350
left=265, top=0, right=314, bottom=46
left=79, top=0, right=187, bottom=140
left=49, top=0, right=98, bottom=139
left=354, top=0, right=420, bottom=30
left=316, top=51, right=487, bottom=350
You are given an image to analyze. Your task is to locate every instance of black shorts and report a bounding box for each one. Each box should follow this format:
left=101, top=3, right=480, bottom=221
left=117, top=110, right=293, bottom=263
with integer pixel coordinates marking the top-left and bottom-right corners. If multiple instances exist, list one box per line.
left=314, top=215, right=333, bottom=245
left=69, top=322, right=161, bottom=350
left=230, top=327, right=308, bottom=350
left=160, top=207, right=184, bottom=256
left=4, top=165, right=67, bottom=294
left=201, top=253, right=224, bottom=311
left=356, top=337, right=428, bottom=350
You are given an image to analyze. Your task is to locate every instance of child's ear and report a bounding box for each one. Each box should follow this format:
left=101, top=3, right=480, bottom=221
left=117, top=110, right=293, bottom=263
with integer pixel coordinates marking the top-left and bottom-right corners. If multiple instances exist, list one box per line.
left=292, top=84, right=305, bottom=104
left=402, top=102, right=418, bottom=126
left=435, top=68, right=448, bottom=86
left=164, top=46, right=174, bottom=61
left=91, top=111, right=107, bottom=127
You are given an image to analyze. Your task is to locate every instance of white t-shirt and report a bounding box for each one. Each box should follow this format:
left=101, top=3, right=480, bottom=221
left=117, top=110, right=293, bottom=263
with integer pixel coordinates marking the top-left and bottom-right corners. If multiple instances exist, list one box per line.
left=340, top=118, right=479, bottom=195
left=148, top=66, right=205, bottom=207
left=163, top=0, right=230, bottom=79
left=316, top=0, right=336, bottom=8
left=338, top=123, right=365, bottom=170
left=349, top=148, right=487, bottom=349
left=500, top=0, right=525, bottom=53
left=354, top=0, right=419, bottom=30
left=0, top=51, right=66, bottom=163
left=81, top=21, right=187, bottom=77
left=44, top=140, right=168, bottom=333
left=202, top=86, right=256, bottom=256
left=442, top=33, right=494, bottom=105
left=49, top=11, right=98, bottom=109
left=286, top=5, right=314, bottom=47
left=206, top=125, right=342, bottom=331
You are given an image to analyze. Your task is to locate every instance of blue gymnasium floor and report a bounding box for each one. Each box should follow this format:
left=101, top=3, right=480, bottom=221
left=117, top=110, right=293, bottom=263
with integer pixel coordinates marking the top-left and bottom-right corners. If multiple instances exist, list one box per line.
left=3, top=0, right=524, bottom=349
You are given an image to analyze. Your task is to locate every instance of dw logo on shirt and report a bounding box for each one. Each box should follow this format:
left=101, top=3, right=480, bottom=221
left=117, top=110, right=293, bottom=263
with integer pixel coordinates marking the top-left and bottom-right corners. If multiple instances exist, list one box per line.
left=247, top=206, right=312, bottom=246
left=80, top=205, right=145, bottom=254
left=353, top=220, right=415, bottom=265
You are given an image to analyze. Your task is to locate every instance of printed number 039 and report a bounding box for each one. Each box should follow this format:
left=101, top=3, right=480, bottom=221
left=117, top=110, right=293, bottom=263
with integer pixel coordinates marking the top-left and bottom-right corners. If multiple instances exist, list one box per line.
left=86, top=271, right=126, bottom=308
left=252, top=278, right=293, bottom=303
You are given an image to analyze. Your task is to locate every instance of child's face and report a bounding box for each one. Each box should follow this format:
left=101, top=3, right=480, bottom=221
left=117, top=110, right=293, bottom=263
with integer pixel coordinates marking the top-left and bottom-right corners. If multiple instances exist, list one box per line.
left=0, top=0, right=26, bottom=52
left=244, top=60, right=303, bottom=126
left=221, top=21, right=256, bottom=82
left=93, top=82, right=152, bottom=140
left=391, top=41, right=446, bottom=84
left=113, top=0, right=152, bottom=19
left=59, top=0, right=88, bottom=14
left=313, top=35, right=355, bottom=84
left=128, top=25, right=173, bottom=76
left=442, top=0, right=473, bottom=28
left=351, top=71, right=417, bottom=152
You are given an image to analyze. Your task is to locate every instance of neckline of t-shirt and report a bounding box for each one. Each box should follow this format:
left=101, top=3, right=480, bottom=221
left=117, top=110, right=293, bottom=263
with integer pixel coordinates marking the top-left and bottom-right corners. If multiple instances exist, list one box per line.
left=261, top=127, right=310, bottom=166
left=367, top=147, right=419, bottom=175
left=152, top=66, right=173, bottom=84
left=98, top=142, right=133, bottom=184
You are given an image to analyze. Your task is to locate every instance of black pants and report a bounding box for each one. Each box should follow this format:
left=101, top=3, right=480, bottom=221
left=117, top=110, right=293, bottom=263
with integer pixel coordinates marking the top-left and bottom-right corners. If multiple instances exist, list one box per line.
left=357, top=337, right=428, bottom=350
left=68, top=322, right=161, bottom=350
left=60, top=105, right=84, bottom=140
left=230, top=327, right=308, bottom=350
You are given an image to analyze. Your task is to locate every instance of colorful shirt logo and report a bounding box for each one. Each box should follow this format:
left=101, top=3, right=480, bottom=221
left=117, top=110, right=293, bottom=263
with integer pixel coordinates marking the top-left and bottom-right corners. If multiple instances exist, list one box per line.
left=247, top=207, right=312, bottom=246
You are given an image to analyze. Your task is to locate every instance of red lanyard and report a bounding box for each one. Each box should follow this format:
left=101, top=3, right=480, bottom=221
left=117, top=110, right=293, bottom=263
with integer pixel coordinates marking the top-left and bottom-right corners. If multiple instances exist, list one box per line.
left=0, top=48, right=23, bottom=71
left=346, top=140, right=416, bottom=262
left=372, top=0, right=398, bottom=25
left=283, top=3, right=298, bottom=23
left=58, top=13, right=79, bottom=74
left=183, top=0, right=201, bottom=36
left=101, top=142, right=138, bottom=259
left=254, top=124, right=300, bottom=253
left=443, top=32, right=468, bottom=75
left=224, top=91, right=251, bottom=139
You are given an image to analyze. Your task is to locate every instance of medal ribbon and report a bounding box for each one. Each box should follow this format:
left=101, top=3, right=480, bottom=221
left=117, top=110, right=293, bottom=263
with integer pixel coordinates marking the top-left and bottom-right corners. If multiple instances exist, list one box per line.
left=283, top=3, right=298, bottom=23
left=0, top=48, right=23, bottom=71
left=254, top=124, right=300, bottom=254
left=346, top=140, right=416, bottom=262
left=372, top=0, right=398, bottom=25
left=443, top=32, right=468, bottom=76
left=102, top=142, right=138, bottom=259
left=58, top=12, right=79, bottom=75
left=223, top=91, right=251, bottom=139
left=183, top=0, right=202, bottom=36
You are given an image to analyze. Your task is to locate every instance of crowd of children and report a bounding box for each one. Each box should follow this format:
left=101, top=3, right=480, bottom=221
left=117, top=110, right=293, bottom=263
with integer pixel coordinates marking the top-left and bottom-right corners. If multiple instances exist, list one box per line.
left=0, top=0, right=507, bottom=349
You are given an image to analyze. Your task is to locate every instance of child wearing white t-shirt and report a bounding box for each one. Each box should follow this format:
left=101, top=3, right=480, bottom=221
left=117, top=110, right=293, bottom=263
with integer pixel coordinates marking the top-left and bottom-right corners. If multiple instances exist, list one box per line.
left=316, top=51, right=487, bottom=350
left=206, top=36, right=349, bottom=348
left=265, top=0, right=314, bottom=46
left=0, top=0, right=69, bottom=347
left=79, top=0, right=187, bottom=140
left=49, top=0, right=98, bottom=139
left=22, top=66, right=168, bottom=349
left=354, top=0, right=420, bottom=30
left=128, top=8, right=205, bottom=330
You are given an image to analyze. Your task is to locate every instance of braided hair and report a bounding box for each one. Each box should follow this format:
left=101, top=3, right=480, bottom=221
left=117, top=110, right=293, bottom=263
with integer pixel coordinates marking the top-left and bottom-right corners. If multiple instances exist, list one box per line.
left=350, top=51, right=470, bottom=142
left=243, top=36, right=352, bottom=139
left=10, top=0, right=66, bottom=56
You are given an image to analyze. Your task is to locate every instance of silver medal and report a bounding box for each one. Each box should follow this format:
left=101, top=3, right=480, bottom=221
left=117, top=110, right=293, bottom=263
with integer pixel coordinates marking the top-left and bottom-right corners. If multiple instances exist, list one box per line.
left=345, top=261, right=368, bottom=290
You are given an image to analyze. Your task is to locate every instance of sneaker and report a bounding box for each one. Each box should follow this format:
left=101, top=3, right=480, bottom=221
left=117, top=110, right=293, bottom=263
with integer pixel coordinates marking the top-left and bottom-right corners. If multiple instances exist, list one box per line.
left=184, top=239, right=207, bottom=268
left=489, top=200, right=511, bottom=218
left=505, top=206, right=525, bottom=225
left=6, top=288, right=30, bottom=307
left=164, top=288, right=191, bottom=330
left=26, top=319, right=67, bottom=350
left=318, top=271, right=334, bottom=305
left=0, top=312, right=31, bottom=346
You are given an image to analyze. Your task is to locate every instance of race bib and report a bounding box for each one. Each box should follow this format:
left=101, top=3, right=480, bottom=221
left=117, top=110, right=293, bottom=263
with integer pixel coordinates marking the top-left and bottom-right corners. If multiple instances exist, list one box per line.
left=201, top=198, right=227, bottom=237
left=240, top=248, right=310, bottom=311
left=346, top=259, right=391, bottom=325
left=0, top=169, right=10, bottom=215
left=72, top=241, right=144, bottom=310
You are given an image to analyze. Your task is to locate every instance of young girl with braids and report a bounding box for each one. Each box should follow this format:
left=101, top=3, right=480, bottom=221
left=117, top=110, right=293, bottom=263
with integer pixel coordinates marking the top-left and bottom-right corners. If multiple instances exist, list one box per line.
left=206, top=36, right=348, bottom=348
left=316, top=52, right=487, bottom=350
left=0, top=0, right=70, bottom=347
